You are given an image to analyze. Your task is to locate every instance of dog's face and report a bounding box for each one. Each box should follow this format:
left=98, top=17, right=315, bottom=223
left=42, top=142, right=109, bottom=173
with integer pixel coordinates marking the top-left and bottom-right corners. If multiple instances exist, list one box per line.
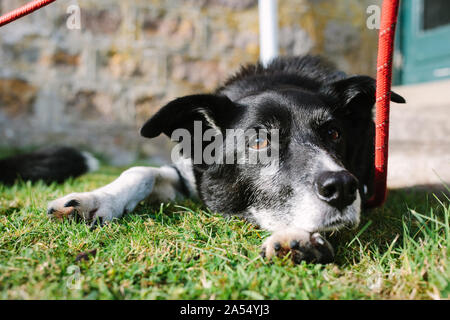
left=141, top=75, right=404, bottom=233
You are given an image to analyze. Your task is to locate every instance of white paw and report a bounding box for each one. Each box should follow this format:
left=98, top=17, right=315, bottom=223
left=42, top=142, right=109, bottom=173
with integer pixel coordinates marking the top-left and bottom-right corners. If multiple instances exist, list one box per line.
left=47, top=192, right=117, bottom=225
left=261, top=230, right=334, bottom=264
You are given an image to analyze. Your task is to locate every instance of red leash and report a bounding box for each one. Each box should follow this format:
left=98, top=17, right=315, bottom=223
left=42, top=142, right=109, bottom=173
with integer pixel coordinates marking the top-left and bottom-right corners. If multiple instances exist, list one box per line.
left=0, top=0, right=400, bottom=208
left=366, top=0, right=401, bottom=208
left=0, top=0, right=56, bottom=27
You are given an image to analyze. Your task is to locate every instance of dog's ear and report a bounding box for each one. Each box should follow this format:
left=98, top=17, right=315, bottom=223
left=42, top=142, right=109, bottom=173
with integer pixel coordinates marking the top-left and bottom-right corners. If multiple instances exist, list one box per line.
left=140, top=94, right=240, bottom=138
left=321, top=76, right=405, bottom=115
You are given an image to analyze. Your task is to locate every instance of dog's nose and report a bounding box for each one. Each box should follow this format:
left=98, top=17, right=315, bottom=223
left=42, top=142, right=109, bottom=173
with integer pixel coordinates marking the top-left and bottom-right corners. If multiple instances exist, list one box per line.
left=315, top=171, right=358, bottom=210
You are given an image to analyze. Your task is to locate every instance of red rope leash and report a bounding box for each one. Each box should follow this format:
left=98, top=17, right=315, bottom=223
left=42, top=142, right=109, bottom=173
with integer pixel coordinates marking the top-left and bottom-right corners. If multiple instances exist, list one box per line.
left=0, top=0, right=57, bottom=27
left=366, top=0, right=400, bottom=208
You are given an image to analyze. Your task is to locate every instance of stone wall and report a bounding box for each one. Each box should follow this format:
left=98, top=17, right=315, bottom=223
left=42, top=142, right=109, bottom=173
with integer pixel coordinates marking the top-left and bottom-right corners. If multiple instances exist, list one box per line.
left=0, top=0, right=381, bottom=165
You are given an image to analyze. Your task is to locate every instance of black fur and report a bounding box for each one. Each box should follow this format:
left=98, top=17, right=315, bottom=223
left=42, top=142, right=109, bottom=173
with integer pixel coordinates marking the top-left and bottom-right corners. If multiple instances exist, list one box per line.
left=141, top=55, right=405, bottom=231
left=0, top=146, right=91, bottom=185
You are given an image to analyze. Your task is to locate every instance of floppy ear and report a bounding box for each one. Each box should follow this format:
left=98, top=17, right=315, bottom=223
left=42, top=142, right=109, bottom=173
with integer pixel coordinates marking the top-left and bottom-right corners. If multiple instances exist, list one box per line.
left=140, top=94, right=240, bottom=138
left=320, top=75, right=405, bottom=115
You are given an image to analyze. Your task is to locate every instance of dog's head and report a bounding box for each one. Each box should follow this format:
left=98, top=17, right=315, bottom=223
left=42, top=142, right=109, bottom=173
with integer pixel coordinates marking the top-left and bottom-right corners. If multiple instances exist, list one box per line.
left=141, top=75, right=404, bottom=233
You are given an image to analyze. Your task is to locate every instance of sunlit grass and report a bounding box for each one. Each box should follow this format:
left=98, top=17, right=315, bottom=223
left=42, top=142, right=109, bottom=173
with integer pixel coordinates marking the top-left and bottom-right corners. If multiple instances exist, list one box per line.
left=0, top=166, right=448, bottom=299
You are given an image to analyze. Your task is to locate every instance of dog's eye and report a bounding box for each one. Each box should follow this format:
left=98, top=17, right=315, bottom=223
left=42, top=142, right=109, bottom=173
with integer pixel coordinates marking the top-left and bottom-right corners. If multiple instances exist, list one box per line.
left=249, top=135, right=269, bottom=150
left=328, top=128, right=340, bottom=141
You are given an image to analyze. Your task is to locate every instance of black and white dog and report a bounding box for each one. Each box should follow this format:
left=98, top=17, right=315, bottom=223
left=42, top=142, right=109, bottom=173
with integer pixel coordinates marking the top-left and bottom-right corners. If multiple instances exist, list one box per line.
left=8, top=55, right=406, bottom=264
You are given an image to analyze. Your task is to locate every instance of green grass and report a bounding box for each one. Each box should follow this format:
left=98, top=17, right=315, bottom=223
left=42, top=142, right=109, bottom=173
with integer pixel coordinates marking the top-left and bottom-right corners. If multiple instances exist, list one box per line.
left=0, top=166, right=449, bottom=299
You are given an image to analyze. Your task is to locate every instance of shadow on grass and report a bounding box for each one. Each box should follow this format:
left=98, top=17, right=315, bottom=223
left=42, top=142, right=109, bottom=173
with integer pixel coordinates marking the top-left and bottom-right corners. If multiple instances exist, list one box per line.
left=122, top=198, right=208, bottom=225
left=102, top=183, right=449, bottom=267
left=0, top=206, right=21, bottom=216
left=330, top=184, right=449, bottom=266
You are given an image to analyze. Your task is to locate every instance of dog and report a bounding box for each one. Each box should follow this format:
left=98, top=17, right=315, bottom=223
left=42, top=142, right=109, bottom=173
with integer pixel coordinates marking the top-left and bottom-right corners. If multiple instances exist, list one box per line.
left=24, top=55, right=405, bottom=264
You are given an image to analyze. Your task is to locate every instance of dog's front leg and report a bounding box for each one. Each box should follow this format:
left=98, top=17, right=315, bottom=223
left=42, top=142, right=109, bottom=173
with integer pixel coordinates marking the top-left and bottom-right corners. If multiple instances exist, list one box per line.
left=261, top=230, right=334, bottom=264
left=47, top=166, right=182, bottom=226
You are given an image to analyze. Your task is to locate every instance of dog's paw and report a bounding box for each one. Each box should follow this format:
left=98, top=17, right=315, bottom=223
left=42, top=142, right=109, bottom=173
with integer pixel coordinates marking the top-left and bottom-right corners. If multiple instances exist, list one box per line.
left=261, top=230, right=334, bottom=264
left=47, top=192, right=114, bottom=227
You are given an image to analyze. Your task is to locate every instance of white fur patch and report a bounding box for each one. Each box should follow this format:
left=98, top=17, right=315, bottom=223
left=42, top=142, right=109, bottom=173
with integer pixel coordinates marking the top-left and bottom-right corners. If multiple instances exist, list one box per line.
left=317, top=149, right=344, bottom=172
left=81, top=151, right=100, bottom=172
left=289, top=189, right=361, bottom=233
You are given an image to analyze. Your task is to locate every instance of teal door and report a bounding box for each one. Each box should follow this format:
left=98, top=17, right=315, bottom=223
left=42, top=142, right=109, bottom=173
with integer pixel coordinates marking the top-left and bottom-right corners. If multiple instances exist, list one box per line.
left=396, top=0, right=450, bottom=84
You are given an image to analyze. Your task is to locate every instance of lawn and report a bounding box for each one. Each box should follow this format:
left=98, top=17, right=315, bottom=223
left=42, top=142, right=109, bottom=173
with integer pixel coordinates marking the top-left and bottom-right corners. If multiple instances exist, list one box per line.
left=0, top=165, right=449, bottom=299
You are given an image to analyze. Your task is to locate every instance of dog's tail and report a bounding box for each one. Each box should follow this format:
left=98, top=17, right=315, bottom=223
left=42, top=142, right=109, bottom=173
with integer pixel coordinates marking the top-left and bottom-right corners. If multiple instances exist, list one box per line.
left=0, top=146, right=99, bottom=185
